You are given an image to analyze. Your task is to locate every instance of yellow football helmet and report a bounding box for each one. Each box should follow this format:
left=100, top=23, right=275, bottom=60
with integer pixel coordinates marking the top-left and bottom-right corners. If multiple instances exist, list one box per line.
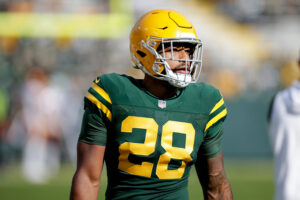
left=130, top=9, right=203, bottom=87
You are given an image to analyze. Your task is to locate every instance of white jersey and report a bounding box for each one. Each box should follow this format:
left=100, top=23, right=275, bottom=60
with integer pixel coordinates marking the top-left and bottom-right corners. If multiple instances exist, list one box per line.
left=269, top=81, right=300, bottom=200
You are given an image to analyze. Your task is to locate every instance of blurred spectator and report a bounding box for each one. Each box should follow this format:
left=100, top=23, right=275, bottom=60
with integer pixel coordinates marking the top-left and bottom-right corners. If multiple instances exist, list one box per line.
left=4, top=66, right=83, bottom=181
left=20, top=67, right=63, bottom=183
left=268, top=57, right=300, bottom=200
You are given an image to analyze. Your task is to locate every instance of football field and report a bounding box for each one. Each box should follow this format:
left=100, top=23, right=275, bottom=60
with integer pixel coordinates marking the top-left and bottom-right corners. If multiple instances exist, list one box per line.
left=0, top=159, right=274, bottom=200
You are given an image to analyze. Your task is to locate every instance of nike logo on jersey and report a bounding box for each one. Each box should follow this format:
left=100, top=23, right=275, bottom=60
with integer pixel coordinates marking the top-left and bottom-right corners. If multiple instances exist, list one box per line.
left=95, top=77, right=100, bottom=83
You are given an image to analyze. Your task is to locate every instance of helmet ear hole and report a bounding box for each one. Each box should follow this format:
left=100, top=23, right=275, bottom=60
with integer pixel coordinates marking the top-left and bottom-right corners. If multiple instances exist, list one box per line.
left=137, top=50, right=146, bottom=58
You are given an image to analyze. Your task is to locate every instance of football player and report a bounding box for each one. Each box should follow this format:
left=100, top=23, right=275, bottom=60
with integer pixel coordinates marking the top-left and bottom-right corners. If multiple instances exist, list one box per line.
left=70, top=9, right=233, bottom=200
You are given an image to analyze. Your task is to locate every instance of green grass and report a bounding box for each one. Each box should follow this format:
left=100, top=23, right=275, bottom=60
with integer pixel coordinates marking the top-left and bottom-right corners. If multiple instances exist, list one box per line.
left=0, top=160, right=274, bottom=200
left=224, top=160, right=274, bottom=200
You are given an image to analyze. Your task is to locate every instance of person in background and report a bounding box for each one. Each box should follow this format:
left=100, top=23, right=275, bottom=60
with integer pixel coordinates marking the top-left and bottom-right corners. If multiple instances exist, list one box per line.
left=268, top=56, right=300, bottom=200
left=21, top=68, right=62, bottom=183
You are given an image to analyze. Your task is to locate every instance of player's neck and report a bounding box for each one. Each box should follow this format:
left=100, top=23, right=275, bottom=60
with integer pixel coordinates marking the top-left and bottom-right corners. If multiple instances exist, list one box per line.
left=143, top=74, right=179, bottom=99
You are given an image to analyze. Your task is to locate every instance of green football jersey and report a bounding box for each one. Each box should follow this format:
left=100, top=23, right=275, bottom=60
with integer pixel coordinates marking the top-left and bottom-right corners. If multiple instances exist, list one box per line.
left=79, top=73, right=227, bottom=200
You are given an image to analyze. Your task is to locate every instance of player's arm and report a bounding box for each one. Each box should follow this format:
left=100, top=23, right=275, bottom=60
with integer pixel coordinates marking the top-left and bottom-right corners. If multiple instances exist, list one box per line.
left=195, top=152, right=233, bottom=200
left=70, top=77, right=111, bottom=200
left=196, top=94, right=232, bottom=199
left=70, top=142, right=105, bottom=200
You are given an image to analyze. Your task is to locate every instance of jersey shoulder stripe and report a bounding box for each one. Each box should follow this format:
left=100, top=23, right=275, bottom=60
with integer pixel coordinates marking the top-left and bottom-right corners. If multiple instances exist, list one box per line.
left=85, top=92, right=112, bottom=121
left=84, top=78, right=112, bottom=121
left=210, top=98, right=224, bottom=114
left=91, top=82, right=112, bottom=104
left=204, top=97, right=227, bottom=132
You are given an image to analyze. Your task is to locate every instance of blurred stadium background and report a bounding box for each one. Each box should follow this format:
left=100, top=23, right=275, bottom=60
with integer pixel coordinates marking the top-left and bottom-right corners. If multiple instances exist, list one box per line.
left=0, top=0, right=299, bottom=199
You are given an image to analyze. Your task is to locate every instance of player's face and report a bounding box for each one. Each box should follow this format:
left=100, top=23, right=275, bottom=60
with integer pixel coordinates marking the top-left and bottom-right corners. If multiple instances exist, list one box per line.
left=157, top=43, right=191, bottom=74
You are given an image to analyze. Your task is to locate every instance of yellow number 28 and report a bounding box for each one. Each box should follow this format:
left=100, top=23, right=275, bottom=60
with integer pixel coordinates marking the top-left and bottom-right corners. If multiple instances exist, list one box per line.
left=118, top=116, right=195, bottom=179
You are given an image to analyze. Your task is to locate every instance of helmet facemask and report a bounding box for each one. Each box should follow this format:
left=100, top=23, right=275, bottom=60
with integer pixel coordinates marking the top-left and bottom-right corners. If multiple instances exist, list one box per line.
left=132, top=36, right=203, bottom=88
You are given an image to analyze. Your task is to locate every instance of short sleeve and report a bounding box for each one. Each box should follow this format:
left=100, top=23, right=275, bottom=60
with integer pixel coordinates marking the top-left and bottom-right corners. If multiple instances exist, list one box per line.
left=78, top=77, right=112, bottom=146
left=198, top=93, right=227, bottom=158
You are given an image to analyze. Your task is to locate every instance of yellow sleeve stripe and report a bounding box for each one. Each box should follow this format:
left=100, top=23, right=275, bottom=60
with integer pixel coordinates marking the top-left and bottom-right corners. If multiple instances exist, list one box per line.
left=209, top=98, right=224, bottom=114
left=205, top=108, right=227, bottom=132
left=85, top=92, right=112, bottom=121
left=92, top=83, right=112, bottom=104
